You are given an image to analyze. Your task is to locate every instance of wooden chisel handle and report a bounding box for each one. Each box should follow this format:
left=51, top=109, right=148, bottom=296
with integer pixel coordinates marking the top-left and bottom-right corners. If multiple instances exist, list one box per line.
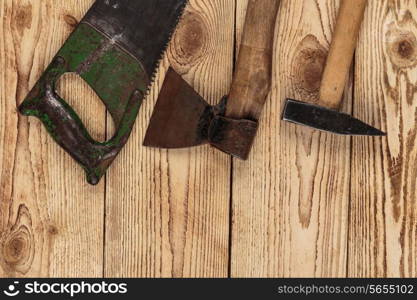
left=226, top=0, right=280, bottom=120
left=319, top=0, right=368, bottom=109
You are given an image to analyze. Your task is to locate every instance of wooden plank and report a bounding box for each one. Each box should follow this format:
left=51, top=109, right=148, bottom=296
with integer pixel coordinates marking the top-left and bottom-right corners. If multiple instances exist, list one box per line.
left=104, top=0, right=234, bottom=277
left=0, top=0, right=104, bottom=277
left=349, top=0, right=417, bottom=277
left=231, top=0, right=350, bottom=277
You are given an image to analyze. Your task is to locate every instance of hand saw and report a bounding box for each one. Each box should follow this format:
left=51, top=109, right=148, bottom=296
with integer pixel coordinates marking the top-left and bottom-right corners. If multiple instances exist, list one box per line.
left=18, top=0, right=187, bottom=185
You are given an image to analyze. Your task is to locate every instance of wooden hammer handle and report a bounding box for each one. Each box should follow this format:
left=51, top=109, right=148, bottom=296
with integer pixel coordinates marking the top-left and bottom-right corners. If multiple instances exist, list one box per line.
left=319, top=0, right=368, bottom=109
left=226, top=0, right=280, bottom=120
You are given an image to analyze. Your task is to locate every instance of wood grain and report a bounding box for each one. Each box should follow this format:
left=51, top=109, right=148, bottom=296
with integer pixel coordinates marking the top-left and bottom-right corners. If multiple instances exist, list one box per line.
left=104, top=0, right=234, bottom=278
left=349, top=0, right=417, bottom=277
left=226, top=0, right=279, bottom=120
left=1, top=0, right=417, bottom=279
left=0, top=0, right=104, bottom=277
left=231, top=0, right=350, bottom=277
left=319, top=0, right=367, bottom=109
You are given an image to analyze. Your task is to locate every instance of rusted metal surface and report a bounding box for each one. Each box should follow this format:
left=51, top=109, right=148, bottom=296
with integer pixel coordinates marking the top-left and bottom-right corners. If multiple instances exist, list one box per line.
left=18, top=0, right=188, bottom=185
left=84, top=0, right=187, bottom=77
left=144, top=68, right=211, bottom=149
left=143, top=68, right=258, bottom=159
left=209, top=115, right=258, bottom=160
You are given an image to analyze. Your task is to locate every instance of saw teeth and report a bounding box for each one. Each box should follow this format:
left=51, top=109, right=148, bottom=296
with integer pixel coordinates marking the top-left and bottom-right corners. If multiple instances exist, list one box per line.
left=145, top=1, right=189, bottom=97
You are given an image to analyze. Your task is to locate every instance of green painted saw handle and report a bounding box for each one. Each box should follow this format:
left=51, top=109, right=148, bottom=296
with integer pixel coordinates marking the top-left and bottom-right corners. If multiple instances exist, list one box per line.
left=19, top=56, right=142, bottom=185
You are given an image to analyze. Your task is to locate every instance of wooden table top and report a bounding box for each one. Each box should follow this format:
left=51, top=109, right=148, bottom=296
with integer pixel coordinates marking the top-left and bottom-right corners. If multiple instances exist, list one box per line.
left=0, top=0, right=415, bottom=278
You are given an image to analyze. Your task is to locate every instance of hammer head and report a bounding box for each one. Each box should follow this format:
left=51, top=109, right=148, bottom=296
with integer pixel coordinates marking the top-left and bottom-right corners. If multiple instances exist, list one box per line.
left=282, top=99, right=386, bottom=136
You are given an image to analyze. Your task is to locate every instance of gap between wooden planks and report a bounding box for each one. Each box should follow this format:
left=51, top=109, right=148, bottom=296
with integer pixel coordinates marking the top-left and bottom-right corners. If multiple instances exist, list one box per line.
left=0, top=0, right=416, bottom=278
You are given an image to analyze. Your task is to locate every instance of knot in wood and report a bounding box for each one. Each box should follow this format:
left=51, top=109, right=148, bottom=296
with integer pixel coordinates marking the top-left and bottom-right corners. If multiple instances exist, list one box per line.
left=170, top=10, right=209, bottom=71
left=291, top=35, right=327, bottom=102
left=0, top=205, right=35, bottom=274
left=64, top=15, right=79, bottom=28
left=48, top=225, right=59, bottom=235
left=386, top=28, right=417, bottom=69
left=1, top=224, right=34, bottom=274
left=4, top=233, right=27, bottom=264
left=13, top=3, right=33, bottom=35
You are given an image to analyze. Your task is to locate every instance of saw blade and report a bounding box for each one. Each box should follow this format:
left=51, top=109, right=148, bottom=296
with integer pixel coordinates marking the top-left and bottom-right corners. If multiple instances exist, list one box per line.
left=83, top=0, right=188, bottom=84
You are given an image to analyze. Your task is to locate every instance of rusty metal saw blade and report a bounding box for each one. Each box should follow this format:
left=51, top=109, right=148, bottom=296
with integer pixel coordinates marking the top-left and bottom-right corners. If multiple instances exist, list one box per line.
left=282, top=99, right=386, bottom=136
left=144, top=68, right=213, bottom=148
left=84, top=0, right=188, bottom=78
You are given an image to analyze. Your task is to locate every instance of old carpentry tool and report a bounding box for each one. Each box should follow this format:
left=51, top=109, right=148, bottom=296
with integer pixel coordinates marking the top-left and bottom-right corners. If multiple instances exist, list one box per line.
left=19, top=0, right=188, bottom=185
left=143, top=0, right=280, bottom=160
left=282, top=0, right=385, bottom=136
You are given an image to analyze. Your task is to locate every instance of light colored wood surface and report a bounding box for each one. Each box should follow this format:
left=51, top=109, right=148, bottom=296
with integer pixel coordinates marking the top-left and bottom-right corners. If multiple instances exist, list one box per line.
left=0, top=0, right=416, bottom=278
left=0, top=0, right=103, bottom=277
left=349, top=0, right=417, bottom=277
left=231, top=0, right=350, bottom=277
left=104, top=0, right=233, bottom=277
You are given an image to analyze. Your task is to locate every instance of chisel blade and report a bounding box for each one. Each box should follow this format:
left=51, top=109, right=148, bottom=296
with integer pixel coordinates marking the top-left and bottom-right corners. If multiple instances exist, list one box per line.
left=282, top=99, right=386, bottom=136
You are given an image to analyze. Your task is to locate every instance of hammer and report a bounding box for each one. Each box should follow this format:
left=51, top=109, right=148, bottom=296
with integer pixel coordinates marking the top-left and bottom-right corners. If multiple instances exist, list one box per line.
left=282, top=0, right=385, bottom=136
left=143, top=0, right=280, bottom=159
